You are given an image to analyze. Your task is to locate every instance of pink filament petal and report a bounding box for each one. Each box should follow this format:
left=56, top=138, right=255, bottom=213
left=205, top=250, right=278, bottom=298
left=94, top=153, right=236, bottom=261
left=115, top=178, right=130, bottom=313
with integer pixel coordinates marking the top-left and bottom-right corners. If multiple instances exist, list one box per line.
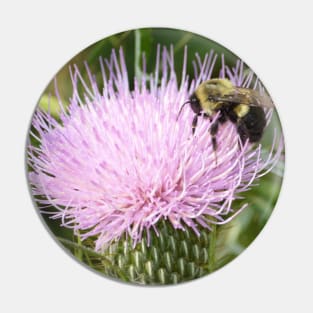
left=28, top=47, right=283, bottom=251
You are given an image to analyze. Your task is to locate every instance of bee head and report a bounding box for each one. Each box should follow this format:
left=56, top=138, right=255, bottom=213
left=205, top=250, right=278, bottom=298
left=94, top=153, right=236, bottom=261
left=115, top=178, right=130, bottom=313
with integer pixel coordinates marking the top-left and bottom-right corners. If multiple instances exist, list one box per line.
left=189, top=94, right=202, bottom=114
left=176, top=94, right=202, bottom=120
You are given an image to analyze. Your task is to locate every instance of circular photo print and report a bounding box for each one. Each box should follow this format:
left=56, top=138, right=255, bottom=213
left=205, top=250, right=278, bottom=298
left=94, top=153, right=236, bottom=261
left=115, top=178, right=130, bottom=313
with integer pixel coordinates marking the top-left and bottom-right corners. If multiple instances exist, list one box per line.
left=26, top=27, right=285, bottom=285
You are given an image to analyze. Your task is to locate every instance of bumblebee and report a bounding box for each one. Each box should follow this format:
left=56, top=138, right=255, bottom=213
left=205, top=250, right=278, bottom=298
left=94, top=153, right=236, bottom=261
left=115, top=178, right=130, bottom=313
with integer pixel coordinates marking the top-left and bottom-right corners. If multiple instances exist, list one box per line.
left=178, top=78, right=273, bottom=154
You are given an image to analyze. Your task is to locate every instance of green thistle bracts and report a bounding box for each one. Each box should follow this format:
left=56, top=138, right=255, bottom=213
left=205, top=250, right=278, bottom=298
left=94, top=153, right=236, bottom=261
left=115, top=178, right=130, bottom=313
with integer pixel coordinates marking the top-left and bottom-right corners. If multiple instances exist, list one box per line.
left=60, top=220, right=215, bottom=285
left=103, top=220, right=214, bottom=285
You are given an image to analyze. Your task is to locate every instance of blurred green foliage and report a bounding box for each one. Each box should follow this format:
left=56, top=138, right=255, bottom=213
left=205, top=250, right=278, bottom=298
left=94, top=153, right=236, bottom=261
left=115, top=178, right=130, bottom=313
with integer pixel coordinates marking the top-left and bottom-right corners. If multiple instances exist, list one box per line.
left=31, top=28, right=285, bottom=284
left=39, top=28, right=240, bottom=110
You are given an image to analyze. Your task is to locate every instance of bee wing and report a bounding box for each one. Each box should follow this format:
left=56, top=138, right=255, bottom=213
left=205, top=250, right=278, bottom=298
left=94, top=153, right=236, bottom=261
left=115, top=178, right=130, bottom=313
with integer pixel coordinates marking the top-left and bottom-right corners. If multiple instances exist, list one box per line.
left=211, top=88, right=274, bottom=108
left=236, top=87, right=274, bottom=108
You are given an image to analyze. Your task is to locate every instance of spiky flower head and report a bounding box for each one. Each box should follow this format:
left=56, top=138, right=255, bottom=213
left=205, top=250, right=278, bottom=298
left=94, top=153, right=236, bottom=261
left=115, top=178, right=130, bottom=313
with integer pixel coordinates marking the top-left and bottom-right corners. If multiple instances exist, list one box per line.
left=28, top=46, right=282, bottom=253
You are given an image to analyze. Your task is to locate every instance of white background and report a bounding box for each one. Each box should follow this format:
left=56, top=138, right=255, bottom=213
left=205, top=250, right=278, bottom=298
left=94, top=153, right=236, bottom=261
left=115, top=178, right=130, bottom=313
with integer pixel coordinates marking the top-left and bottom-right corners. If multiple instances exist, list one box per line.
left=1, top=0, right=312, bottom=312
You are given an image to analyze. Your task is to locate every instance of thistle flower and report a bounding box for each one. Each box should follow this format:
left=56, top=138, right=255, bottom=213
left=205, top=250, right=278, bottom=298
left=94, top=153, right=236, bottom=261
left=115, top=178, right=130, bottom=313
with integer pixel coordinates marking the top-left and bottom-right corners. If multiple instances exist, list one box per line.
left=28, top=46, right=282, bottom=253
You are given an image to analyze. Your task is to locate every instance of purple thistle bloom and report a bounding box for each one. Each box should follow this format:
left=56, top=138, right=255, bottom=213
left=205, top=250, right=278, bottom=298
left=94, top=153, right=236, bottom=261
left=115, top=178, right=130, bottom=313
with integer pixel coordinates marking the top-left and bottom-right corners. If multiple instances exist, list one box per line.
left=28, top=46, right=283, bottom=252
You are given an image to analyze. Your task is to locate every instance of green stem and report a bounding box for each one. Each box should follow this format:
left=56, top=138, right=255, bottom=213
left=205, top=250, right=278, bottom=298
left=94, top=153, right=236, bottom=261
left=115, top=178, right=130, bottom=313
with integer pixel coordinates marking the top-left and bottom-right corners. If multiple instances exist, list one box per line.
left=74, top=231, right=83, bottom=261
left=174, top=33, right=193, bottom=53
left=134, top=29, right=142, bottom=80
left=208, top=224, right=217, bottom=273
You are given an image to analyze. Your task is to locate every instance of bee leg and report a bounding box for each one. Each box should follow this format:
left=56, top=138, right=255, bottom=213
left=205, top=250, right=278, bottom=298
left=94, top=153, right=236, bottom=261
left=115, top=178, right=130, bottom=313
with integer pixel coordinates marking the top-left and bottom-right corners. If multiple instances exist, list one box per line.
left=203, top=113, right=218, bottom=147
left=209, top=119, right=219, bottom=165
left=192, top=114, right=199, bottom=135
left=237, top=119, right=249, bottom=145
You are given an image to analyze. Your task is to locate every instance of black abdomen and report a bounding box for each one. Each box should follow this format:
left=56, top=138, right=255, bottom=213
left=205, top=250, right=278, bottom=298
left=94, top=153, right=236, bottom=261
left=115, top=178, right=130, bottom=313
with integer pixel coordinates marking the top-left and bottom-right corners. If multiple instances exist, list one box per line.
left=237, top=106, right=266, bottom=143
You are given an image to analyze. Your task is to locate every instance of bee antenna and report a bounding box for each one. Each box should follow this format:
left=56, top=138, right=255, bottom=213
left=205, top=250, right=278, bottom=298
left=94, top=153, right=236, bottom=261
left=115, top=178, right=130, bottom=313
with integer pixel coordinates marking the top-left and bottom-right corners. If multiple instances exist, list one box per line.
left=176, top=100, right=190, bottom=121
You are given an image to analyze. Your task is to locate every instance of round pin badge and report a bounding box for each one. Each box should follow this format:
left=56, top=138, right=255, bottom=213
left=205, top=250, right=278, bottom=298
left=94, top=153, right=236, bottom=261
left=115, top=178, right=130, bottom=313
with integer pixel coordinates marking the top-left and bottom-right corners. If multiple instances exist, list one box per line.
left=26, top=27, right=285, bottom=285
